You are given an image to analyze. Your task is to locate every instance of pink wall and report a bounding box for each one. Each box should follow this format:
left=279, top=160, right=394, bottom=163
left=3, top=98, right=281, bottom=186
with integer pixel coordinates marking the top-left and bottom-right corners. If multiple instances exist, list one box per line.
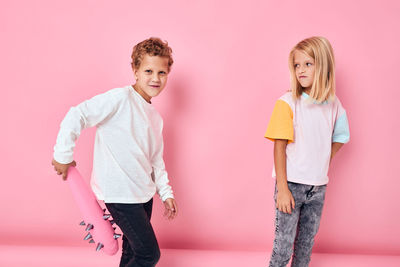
left=1, top=0, right=399, bottom=255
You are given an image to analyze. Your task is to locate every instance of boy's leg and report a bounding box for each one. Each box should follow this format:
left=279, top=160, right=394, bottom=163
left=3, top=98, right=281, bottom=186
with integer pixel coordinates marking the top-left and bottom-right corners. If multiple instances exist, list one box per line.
left=106, top=199, right=160, bottom=267
left=291, top=185, right=326, bottom=267
left=119, top=235, right=134, bottom=267
left=143, top=198, right=153, bottom=220
left=269, top=182, right=306, bottom=267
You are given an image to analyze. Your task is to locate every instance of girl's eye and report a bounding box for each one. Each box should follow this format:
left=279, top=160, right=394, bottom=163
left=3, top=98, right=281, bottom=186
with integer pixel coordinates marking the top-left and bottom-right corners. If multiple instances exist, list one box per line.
left=294, top=64, right=299, bottom=68
left=306, top=63, right=313, bottom=66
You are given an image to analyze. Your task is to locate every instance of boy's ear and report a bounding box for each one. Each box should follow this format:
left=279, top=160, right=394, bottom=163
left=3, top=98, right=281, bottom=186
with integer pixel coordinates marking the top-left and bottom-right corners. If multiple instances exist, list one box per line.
left=131, top=63, right=138, bottom=80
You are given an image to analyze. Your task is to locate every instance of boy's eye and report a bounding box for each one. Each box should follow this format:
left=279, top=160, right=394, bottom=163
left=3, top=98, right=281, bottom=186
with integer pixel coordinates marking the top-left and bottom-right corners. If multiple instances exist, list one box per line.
left=145, top=70, right=152, bottom=73
left=159, top=71, right=167, bottom=75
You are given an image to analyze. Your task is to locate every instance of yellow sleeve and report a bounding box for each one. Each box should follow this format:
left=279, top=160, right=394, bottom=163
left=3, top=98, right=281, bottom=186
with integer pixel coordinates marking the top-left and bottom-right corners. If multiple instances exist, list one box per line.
left=264, top=99, right=294, bottom=143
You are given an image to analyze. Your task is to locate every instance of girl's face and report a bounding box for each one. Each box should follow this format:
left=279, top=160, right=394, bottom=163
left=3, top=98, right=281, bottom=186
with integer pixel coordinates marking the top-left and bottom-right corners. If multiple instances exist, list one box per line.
left=133, top=54, right=169, bottom=103
left=293, top=50, right=315, bottom=92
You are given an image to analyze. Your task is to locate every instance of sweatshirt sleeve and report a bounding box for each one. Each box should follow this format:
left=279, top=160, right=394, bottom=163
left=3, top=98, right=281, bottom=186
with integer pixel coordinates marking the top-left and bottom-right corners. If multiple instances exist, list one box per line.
left=151, top=126, right=174, bottom=202
left=53, top=89, right=121, bottom=164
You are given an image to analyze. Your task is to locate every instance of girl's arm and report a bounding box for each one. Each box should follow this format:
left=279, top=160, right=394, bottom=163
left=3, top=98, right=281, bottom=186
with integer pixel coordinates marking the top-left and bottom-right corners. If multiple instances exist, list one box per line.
left=330, top=142, right=344, bottom=163
left=274, top=139, right=295, bottom=214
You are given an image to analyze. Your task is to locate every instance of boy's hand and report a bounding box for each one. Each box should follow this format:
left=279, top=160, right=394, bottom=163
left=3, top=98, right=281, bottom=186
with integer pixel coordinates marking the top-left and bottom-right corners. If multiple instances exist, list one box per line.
left=276, top=187, right=295, bottom=214
left=51, top=159, right=76, bottom=180
left=163, top=198, right=178, bottom=220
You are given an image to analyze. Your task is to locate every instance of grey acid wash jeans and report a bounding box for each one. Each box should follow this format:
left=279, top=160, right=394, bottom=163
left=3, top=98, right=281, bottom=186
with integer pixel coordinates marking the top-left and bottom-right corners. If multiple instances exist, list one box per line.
left=269, top=181, right=327, bottom=267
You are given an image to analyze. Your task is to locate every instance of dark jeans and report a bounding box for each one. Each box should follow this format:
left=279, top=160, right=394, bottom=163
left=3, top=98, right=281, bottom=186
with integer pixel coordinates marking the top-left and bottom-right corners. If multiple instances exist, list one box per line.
left=105, top=198, right=160, bottom=267
left=269, top=182, right=327, bottom=267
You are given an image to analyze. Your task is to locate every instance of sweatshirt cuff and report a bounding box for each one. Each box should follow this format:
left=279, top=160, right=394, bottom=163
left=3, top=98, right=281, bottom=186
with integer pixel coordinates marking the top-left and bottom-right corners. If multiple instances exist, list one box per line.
left=160, top=192, right=174, bottom=202
left=53, top=152, right=74, bottom=164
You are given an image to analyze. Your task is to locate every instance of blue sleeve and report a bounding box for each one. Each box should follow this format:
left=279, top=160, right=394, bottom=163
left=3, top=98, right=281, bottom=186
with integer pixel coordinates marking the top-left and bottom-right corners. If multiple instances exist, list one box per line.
left=332, top=111, right=350, bottom=143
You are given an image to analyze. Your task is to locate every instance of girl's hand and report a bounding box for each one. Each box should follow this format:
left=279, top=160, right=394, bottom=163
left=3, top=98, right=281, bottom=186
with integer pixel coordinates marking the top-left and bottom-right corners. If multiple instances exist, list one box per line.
left=51, top=159, right=76, bottom=180
left=163, top=198, right=178, bottom=220
left=276, top=187, right=295, bottom=214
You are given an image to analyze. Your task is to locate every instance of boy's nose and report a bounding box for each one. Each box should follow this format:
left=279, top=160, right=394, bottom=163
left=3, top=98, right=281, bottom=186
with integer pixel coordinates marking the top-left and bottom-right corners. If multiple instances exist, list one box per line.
left=152, top=74, right=160, bottom=82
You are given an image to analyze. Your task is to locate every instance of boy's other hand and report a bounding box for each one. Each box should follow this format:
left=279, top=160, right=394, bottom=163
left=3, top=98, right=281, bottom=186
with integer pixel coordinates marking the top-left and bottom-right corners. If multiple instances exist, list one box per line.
left=276, top=188, right=295, bottom=214
left=51, top=159, right=76, bottom=180
left=163, top=198, right=178, bottom=220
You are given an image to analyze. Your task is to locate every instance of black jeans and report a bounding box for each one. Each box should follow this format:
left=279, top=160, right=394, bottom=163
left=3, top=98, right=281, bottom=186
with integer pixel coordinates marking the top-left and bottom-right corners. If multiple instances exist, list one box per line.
left=105, top=199, right=160, bottom=267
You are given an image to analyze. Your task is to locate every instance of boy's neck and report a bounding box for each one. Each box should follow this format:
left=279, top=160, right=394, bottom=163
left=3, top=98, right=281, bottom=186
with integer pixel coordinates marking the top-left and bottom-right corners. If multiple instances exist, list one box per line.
left=132, top=84, right=152, bottom=103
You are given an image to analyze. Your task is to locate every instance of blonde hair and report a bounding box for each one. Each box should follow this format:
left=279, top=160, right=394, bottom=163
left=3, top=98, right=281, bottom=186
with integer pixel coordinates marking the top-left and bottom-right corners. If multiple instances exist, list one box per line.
left=131, top=37, right=174, bottom=72
left=288, top=36, right=336, bottom=102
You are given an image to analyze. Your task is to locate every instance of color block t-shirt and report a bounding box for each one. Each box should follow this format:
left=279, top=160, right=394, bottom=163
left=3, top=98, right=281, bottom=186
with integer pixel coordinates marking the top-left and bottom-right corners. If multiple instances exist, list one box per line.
left=265, top=91, right=350, bottom=185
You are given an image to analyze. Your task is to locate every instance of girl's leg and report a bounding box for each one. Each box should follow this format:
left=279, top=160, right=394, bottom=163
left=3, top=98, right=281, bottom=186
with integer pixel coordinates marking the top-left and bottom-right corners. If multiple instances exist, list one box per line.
left=106, top=199, right=160, bottom=267
left=269, top=182, right=305, bottom=267
left=291, top=185, right=326, bottom=267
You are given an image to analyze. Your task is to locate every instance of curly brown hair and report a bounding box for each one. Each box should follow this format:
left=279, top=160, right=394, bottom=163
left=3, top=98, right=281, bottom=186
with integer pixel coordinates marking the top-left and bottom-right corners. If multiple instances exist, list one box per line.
left=131, top=37, right=174, bottom=72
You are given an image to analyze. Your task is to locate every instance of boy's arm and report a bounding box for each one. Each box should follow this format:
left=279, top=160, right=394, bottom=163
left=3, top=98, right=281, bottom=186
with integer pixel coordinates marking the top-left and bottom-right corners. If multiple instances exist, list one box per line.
left=151, top=137, right=177, bottom=219
left=151, top=138, right=174, bottom=201
left=274, top=139, right=295, bottom=214
left=53, top=89, right=121, bottom=178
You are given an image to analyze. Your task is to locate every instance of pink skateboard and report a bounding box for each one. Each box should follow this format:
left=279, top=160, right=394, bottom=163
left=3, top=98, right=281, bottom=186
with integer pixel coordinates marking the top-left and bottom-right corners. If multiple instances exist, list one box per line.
left=66, top=167, right=120, bottom=255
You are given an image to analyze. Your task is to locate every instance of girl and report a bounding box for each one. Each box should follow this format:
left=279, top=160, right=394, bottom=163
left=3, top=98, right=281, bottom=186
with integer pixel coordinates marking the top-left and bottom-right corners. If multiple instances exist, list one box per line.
left=264, top=36, right=350, bottom=267
left=52, top=37, right=178, bottom=267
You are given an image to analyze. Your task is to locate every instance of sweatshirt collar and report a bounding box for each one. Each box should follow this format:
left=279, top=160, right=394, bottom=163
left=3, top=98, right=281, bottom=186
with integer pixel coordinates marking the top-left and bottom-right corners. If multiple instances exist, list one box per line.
left=130, top=85, right=153, bottom=106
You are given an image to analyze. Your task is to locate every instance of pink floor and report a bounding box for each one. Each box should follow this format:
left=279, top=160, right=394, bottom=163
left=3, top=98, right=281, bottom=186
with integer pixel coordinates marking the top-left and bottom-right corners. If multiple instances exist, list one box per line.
left=1, top=245, right=399, bottom=267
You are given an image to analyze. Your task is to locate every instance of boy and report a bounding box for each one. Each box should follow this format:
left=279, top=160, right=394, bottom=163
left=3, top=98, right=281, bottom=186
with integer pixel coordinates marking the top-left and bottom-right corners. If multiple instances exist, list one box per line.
left=52, top=37, right=178, bottom=266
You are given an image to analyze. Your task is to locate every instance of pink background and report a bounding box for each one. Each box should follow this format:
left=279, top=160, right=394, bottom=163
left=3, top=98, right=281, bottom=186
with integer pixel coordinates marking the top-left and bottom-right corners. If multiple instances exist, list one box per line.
left=1, top=0, right=399, bottom=256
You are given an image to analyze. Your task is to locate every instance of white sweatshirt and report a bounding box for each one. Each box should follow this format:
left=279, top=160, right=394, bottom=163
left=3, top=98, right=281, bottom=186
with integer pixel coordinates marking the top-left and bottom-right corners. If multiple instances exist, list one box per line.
left=53, top=85, right=174, bottom=203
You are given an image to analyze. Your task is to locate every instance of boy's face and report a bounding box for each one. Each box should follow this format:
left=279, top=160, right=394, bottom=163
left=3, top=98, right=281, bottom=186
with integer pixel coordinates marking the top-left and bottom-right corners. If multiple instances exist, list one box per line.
left=133, top=54, right=169, bottom=103
left=293, top=50, right=315, bottom=92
